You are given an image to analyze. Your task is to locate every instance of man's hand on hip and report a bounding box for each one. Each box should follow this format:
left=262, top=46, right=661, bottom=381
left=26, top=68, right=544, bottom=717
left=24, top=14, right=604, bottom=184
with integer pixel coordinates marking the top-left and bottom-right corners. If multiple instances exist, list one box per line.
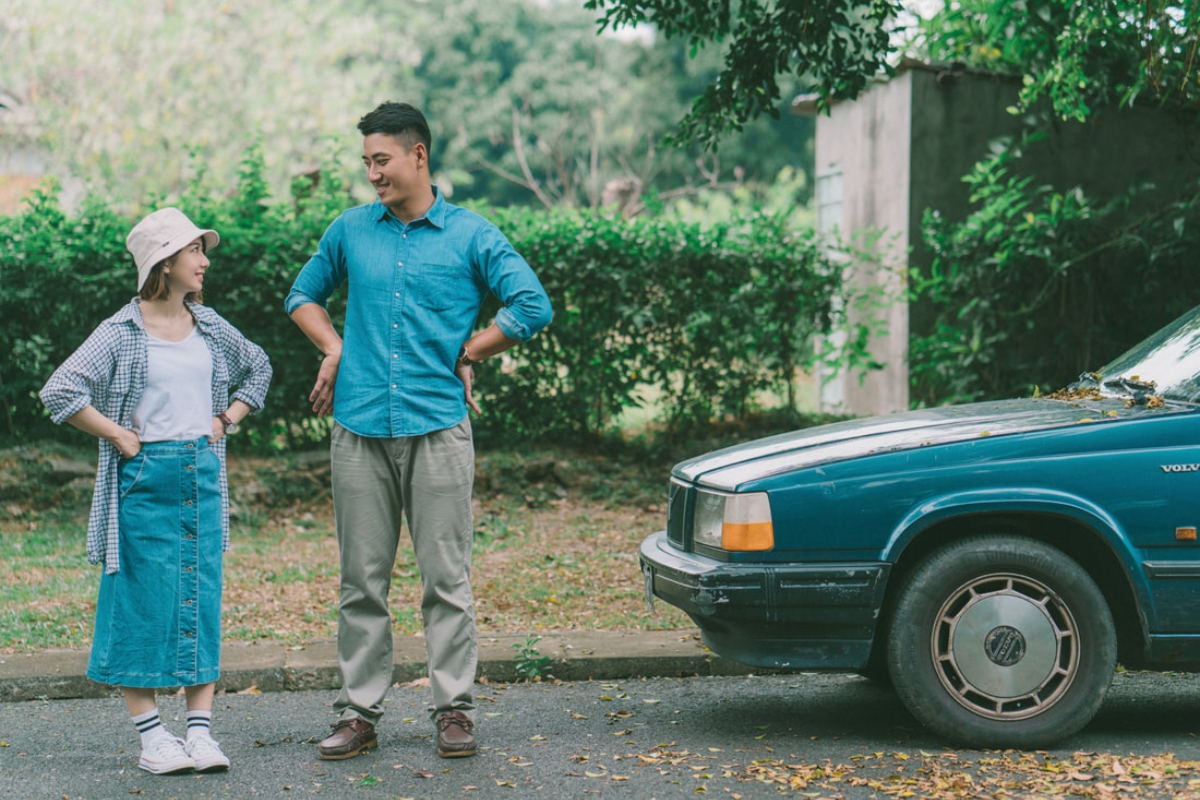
left=309, top=352, right=340, bottom=416
left=456, top=363, right=481, bottom=414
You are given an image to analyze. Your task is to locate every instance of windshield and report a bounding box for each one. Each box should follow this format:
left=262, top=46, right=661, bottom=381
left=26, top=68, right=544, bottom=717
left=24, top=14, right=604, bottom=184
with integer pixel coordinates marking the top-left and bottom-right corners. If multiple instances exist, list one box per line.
left=1083, top=304, right=1200, bottom=404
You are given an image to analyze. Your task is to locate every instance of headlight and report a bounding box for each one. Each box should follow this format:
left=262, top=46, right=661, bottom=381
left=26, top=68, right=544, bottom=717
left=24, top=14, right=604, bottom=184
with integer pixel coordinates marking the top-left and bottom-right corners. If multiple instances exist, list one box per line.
left=693, top=490, right=774, bottom=551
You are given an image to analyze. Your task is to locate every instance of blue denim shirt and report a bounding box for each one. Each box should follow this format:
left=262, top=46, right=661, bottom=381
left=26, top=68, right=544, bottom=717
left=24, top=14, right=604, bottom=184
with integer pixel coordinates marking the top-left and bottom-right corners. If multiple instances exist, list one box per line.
left=285, top=192, right=552, bottom=437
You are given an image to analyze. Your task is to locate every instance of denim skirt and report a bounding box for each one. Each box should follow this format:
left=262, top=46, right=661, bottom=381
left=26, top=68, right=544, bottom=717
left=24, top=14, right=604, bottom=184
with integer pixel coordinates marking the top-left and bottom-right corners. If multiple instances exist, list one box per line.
left=87, top=438, right=224, bottom=688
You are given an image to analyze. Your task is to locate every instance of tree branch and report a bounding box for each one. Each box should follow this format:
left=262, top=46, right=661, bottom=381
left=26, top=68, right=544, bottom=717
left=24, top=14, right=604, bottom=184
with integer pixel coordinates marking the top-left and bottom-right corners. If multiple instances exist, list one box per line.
left=510, top=105, right=557, bottom=209
left=455, top=121, right=555, bottom=210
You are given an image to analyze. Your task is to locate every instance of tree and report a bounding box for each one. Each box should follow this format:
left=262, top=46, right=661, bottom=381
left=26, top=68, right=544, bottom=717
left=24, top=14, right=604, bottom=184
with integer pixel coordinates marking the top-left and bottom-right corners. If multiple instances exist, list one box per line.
left=583, top=0, right=903, bottom=149
left=583, top=0, right=1199, bottom=147
left=0, top=0, right=403, bottom=207
left=913, top=0, right=1200, bottom=121
left=408, top=0, right=811, bottom=213
left=0, top=0, right=812, bottom=214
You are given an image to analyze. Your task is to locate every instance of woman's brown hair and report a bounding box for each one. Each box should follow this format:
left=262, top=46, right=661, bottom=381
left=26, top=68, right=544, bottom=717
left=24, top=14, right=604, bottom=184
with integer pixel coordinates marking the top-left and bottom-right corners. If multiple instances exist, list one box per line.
left=138, top=254, right=204, bottom=306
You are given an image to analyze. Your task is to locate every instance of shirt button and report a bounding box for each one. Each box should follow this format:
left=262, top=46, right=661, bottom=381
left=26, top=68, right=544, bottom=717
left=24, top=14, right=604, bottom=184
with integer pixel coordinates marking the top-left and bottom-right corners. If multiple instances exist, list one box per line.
left=397, top=261, right=403, bottom=267
left=393, top=324, right=398, bottom=329
left=392, top=384, right=397, bottom=389
left=395, top=292, right=400, bottom=297
left=393, top=353, right=398, bottom=359
left=185, top=465, right=194, bottom=471
left=184, top=499, right=193, bottom=506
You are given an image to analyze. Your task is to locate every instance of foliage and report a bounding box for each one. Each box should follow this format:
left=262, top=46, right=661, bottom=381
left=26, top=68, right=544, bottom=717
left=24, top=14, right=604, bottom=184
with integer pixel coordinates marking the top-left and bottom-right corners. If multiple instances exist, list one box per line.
left=414, top=0, right=812, bottom=211
left=910, top=151, right=1200, bottom=404
left=0, top=0, right=811, bottom=213
left=477, top=203, right=864, bottom=440
left=0, top=148, right=864, bottom=449
left=0, top=0, right=394, bottom=205
left=584, top=0, right=903, bottom=149
left=512, top=634, right=553, bottom=681
left=913, top=0, right=1200, bottom=122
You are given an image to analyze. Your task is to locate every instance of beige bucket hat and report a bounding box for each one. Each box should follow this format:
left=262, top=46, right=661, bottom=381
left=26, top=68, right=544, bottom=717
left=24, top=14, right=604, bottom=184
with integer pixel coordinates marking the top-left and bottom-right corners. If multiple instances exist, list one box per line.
left=126, top=207, right=220, bottom=290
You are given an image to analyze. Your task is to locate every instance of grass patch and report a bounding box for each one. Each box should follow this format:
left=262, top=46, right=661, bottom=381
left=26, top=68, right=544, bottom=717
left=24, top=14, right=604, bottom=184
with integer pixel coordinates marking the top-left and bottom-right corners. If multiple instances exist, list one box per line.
left=0, top=441, right=707, bottom=652
left=0, top=498, right=689, bottom=652
left=1, top=411, right=841, bottom=654
left=0, top=523, right=99, bottom=651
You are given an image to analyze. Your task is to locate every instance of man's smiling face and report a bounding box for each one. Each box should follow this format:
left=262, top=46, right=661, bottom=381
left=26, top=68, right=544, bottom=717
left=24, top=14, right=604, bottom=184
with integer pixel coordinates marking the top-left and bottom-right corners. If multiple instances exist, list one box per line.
left=362, top=132, right=426, bottom=215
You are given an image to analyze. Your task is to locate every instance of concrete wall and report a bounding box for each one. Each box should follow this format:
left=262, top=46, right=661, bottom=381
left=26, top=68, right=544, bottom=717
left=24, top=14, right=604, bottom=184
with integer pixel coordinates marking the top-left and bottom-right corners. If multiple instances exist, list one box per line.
left=813, top=71, right=913, bottom=416
left=811, top=63, right=1199, bottom=416
left=907, top=68, right=1025, bottom=271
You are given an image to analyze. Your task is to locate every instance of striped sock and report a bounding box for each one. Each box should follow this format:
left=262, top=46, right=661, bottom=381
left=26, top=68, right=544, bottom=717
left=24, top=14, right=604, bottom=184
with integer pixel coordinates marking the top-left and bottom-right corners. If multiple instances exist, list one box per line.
left=132, top=709, right=169, bottom=748
left=186, top=709, right=213, bottom=742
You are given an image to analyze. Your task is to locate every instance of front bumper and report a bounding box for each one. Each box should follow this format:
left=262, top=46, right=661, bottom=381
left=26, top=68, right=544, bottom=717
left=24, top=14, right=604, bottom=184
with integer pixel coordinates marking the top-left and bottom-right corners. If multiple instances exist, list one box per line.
left=640, top=531, right=890, bottom=671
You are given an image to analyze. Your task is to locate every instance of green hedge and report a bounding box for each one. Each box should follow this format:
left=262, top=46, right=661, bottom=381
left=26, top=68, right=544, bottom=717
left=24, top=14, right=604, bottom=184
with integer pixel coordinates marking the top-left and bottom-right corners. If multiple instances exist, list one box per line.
left=0, top=153, right=855, bottom=450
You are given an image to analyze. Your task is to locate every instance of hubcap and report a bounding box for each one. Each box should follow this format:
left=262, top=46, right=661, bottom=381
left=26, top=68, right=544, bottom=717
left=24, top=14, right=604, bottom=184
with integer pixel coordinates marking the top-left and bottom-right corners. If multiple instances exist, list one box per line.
left=932, top=573, right=1078, bottom=720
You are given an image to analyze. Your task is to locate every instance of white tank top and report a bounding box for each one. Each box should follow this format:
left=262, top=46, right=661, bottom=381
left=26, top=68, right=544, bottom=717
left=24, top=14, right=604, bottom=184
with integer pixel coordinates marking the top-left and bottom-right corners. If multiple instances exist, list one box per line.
left=132, top=327, right=214, bottom=442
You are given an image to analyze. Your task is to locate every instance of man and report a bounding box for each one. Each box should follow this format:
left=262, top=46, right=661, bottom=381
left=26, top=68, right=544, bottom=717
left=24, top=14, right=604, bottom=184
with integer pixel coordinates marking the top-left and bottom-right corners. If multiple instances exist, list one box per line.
left=285, top=102, right=552, bottom=760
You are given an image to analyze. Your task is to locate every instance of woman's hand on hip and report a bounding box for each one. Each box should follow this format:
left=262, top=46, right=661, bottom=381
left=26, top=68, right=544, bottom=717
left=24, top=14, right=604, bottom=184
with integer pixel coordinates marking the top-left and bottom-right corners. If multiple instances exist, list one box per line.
left=110, top=428, right=142, bottom=459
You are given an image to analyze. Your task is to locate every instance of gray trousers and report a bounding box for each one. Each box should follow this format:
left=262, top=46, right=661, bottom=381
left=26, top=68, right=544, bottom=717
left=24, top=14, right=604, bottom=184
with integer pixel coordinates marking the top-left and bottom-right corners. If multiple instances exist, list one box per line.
left=329, top=420, right=477, bottom=724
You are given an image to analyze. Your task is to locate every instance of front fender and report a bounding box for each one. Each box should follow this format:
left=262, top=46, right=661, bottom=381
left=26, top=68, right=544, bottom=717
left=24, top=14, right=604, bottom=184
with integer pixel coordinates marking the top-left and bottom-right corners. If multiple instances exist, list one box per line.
left=883, top=487, right=1152, bottom=617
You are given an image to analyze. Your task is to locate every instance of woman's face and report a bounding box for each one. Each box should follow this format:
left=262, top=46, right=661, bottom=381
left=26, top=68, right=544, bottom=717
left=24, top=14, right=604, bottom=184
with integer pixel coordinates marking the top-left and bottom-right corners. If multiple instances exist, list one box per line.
left=163, top=237, right=209, bottom=295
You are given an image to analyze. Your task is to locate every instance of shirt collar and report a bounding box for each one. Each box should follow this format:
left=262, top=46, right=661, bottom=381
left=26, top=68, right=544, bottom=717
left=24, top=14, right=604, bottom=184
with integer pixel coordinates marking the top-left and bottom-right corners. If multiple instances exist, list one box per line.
left=114, top=299, right=144, bottom=329
left=372, top=186, right=447, bottom=230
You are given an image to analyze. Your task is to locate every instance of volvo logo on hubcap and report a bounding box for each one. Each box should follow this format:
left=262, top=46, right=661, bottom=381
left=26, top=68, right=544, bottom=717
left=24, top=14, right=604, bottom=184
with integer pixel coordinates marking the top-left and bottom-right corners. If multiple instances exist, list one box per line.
left=984, top=626, right=1027, bottom=666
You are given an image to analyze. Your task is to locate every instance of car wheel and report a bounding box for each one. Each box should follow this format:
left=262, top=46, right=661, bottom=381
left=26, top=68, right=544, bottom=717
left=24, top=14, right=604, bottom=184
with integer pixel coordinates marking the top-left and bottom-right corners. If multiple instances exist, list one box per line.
left=887, top=535, right=1116, bottom=748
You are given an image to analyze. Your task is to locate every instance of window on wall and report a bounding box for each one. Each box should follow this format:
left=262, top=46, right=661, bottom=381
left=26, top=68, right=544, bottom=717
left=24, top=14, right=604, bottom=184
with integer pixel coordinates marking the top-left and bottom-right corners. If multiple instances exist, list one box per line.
left=815, top=165, right=846, bottom=412
left=816, top=167, right=843, bottom=232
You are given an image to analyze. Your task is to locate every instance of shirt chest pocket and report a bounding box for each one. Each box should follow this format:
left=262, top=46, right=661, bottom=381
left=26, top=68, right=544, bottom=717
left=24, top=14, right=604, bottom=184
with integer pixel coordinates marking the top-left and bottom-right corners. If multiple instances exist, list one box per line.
left=408, top=262, right=473, bottom=311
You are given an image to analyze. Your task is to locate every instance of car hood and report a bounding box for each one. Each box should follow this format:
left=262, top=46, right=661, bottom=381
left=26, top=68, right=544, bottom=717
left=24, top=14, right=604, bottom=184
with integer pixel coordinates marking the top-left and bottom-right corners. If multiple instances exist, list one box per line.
left=676, top=397, right=1185, bottom=491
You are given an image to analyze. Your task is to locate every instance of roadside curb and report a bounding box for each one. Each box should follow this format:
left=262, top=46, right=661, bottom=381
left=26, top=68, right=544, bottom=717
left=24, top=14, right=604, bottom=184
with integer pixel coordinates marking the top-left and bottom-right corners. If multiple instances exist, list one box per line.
left=0, top=629, right=785, bottom=702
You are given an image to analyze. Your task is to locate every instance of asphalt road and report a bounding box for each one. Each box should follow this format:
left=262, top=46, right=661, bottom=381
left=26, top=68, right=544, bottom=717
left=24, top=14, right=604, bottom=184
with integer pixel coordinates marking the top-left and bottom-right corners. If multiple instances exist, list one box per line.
left=2, top=670, right=1200, bottom=799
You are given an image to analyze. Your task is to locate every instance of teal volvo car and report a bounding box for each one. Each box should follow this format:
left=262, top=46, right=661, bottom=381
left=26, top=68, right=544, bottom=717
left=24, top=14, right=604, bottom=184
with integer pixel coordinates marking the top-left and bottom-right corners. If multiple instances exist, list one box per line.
left=642, top=305, right=1200, bottom=748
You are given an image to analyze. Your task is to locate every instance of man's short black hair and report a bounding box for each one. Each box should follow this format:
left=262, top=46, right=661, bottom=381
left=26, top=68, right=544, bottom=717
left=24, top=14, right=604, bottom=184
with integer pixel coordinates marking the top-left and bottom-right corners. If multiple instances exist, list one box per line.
left=357, top=102, right=432, bottom=153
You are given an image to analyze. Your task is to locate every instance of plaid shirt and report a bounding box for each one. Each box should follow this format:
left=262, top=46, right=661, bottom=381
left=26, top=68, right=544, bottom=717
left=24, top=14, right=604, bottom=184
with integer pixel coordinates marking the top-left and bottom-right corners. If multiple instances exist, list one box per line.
left=40, top=299, right=272, bottom=574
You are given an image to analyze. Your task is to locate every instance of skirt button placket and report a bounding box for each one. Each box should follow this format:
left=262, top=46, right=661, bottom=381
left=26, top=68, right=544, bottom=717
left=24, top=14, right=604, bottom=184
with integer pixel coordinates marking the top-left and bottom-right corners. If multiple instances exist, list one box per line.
left=178, top=443, right=201, bottom=678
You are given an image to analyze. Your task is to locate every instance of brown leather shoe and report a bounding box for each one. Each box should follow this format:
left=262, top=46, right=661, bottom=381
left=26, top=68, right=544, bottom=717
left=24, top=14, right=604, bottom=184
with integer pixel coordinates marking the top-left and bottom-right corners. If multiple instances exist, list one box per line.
left=436, top=711, right=476, bottom=758
left=318, top=716, right=377, bottom=760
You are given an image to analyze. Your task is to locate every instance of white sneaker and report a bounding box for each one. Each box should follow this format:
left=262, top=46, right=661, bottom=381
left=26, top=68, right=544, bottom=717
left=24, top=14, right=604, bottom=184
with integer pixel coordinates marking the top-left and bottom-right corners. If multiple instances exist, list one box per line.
left=186, top=735, right=231, bottom=772
left=138, top=735, right=195, bottom=774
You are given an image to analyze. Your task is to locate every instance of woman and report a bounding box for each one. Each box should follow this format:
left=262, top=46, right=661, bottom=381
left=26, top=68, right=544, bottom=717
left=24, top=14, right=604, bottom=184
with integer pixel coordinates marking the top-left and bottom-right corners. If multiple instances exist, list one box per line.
left=40, top=208, right=272, bottom=775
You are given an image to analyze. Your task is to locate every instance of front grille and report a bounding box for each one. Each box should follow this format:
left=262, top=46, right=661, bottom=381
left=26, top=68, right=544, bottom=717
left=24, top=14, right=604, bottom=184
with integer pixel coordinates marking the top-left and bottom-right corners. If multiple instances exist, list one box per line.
left=667, top=478, right=690, bottom=548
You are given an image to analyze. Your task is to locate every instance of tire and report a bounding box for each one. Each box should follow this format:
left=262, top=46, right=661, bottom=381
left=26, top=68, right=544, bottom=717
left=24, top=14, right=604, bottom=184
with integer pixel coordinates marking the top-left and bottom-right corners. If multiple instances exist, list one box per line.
left=887, top=535, right=1116, bottom=748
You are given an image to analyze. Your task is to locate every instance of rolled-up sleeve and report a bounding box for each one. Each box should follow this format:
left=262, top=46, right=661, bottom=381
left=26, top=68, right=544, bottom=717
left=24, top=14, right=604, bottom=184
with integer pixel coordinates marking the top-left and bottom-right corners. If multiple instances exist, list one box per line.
left=40, top=326, right=117, bottom=425
left=286, top=216, right=347, bottom=315
left=474, top=226, right=552, bottom=342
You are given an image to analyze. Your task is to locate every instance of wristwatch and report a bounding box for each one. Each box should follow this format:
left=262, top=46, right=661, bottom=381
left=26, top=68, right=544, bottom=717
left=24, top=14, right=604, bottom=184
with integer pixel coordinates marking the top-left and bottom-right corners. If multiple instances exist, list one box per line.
left=217, top=412, right=239, bottom=434
left=456, top=345, right=476, bottom=367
